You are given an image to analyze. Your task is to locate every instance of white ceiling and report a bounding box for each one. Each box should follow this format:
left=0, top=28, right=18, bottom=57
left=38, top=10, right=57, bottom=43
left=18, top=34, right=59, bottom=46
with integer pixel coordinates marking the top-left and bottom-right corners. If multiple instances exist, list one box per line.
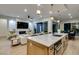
left=0, top=4, right=79, bottom=21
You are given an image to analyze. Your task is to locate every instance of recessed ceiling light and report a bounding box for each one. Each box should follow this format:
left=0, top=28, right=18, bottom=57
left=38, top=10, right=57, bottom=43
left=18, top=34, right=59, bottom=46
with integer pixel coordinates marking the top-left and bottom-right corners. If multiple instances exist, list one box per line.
left=50, top=16, right=54, bottom=20
left=37, top=4, right=41, bottom=6
left=57, top=20, right=60, bottom=23
left=24, top=8, right=27, bottom=12
left=49, top=11, right=52, bottom=14
left=68, top=13, right=71, bottom=16
left=17, top=16, right=19, bottom=17
left=36, top=10, right=41, bottom=15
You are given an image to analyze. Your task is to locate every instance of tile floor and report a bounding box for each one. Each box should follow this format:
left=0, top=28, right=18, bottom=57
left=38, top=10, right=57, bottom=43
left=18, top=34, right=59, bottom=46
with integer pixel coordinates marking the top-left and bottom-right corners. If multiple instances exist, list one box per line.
left=0, top=36, right=79, bottom=55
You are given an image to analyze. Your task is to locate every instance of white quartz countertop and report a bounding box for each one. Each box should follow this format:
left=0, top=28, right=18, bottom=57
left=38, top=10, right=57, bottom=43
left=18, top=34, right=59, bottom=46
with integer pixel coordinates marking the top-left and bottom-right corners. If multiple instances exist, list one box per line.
left=27, top=33, right=68, bottom=47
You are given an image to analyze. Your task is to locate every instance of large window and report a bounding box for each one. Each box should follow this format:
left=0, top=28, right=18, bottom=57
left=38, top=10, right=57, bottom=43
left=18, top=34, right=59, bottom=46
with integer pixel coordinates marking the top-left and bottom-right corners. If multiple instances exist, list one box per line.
left=64, top=22, right=79, bottom=36
left=35, top=21, right=48, bottom=33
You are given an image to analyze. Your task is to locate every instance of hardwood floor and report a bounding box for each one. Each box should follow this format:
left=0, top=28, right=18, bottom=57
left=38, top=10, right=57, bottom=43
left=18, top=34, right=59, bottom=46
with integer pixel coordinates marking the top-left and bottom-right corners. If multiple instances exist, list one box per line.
left=0, top=36, right=79, bottom=55
left=64, top=36, right=79, bottom=55
left=0, top=37, right=27, bottom=55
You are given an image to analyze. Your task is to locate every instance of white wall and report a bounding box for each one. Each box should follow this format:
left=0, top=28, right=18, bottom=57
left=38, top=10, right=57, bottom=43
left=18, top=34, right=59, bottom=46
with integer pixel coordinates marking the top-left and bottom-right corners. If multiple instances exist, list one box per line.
left=0, top=19, right=8, bottom=37
left=48, top=20, right=53, bottom=33
left=60, top=22, right=64, bottom=31
left=8, top=19, right=35, bottom=34
left=29, top=22, right=34, bottom=33
left=8, top=19, right=16, bottom=31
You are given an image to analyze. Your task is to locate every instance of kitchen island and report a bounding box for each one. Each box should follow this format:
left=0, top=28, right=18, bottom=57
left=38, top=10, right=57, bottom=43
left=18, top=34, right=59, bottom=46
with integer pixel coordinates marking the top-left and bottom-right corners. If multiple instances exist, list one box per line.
left=27, top=33, right=68, bottom=55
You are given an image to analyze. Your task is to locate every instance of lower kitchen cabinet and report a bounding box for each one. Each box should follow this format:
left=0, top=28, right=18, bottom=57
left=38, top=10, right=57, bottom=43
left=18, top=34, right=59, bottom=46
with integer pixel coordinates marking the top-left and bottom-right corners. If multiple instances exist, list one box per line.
left=27, top=35, right=68, bottom=55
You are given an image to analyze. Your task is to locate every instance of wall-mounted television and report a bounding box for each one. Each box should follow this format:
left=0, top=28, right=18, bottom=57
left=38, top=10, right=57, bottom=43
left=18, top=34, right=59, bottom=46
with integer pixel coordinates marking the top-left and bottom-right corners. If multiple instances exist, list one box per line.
left=17, top=22, right=28, bottom=29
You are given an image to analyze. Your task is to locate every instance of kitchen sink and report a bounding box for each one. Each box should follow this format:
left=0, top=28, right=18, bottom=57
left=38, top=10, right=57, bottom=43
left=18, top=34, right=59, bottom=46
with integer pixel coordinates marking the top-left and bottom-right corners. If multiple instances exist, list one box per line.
left=53, top=34, right=62, bottom=37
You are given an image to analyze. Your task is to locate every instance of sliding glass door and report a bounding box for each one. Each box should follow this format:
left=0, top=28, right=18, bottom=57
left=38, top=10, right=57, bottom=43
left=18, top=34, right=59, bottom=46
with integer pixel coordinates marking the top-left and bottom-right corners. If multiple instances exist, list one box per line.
left=52, top=22, right=58, bottom=33
left=37, top=22, right=43, bottom=33
left=64, top=23, right=71, bottom=33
